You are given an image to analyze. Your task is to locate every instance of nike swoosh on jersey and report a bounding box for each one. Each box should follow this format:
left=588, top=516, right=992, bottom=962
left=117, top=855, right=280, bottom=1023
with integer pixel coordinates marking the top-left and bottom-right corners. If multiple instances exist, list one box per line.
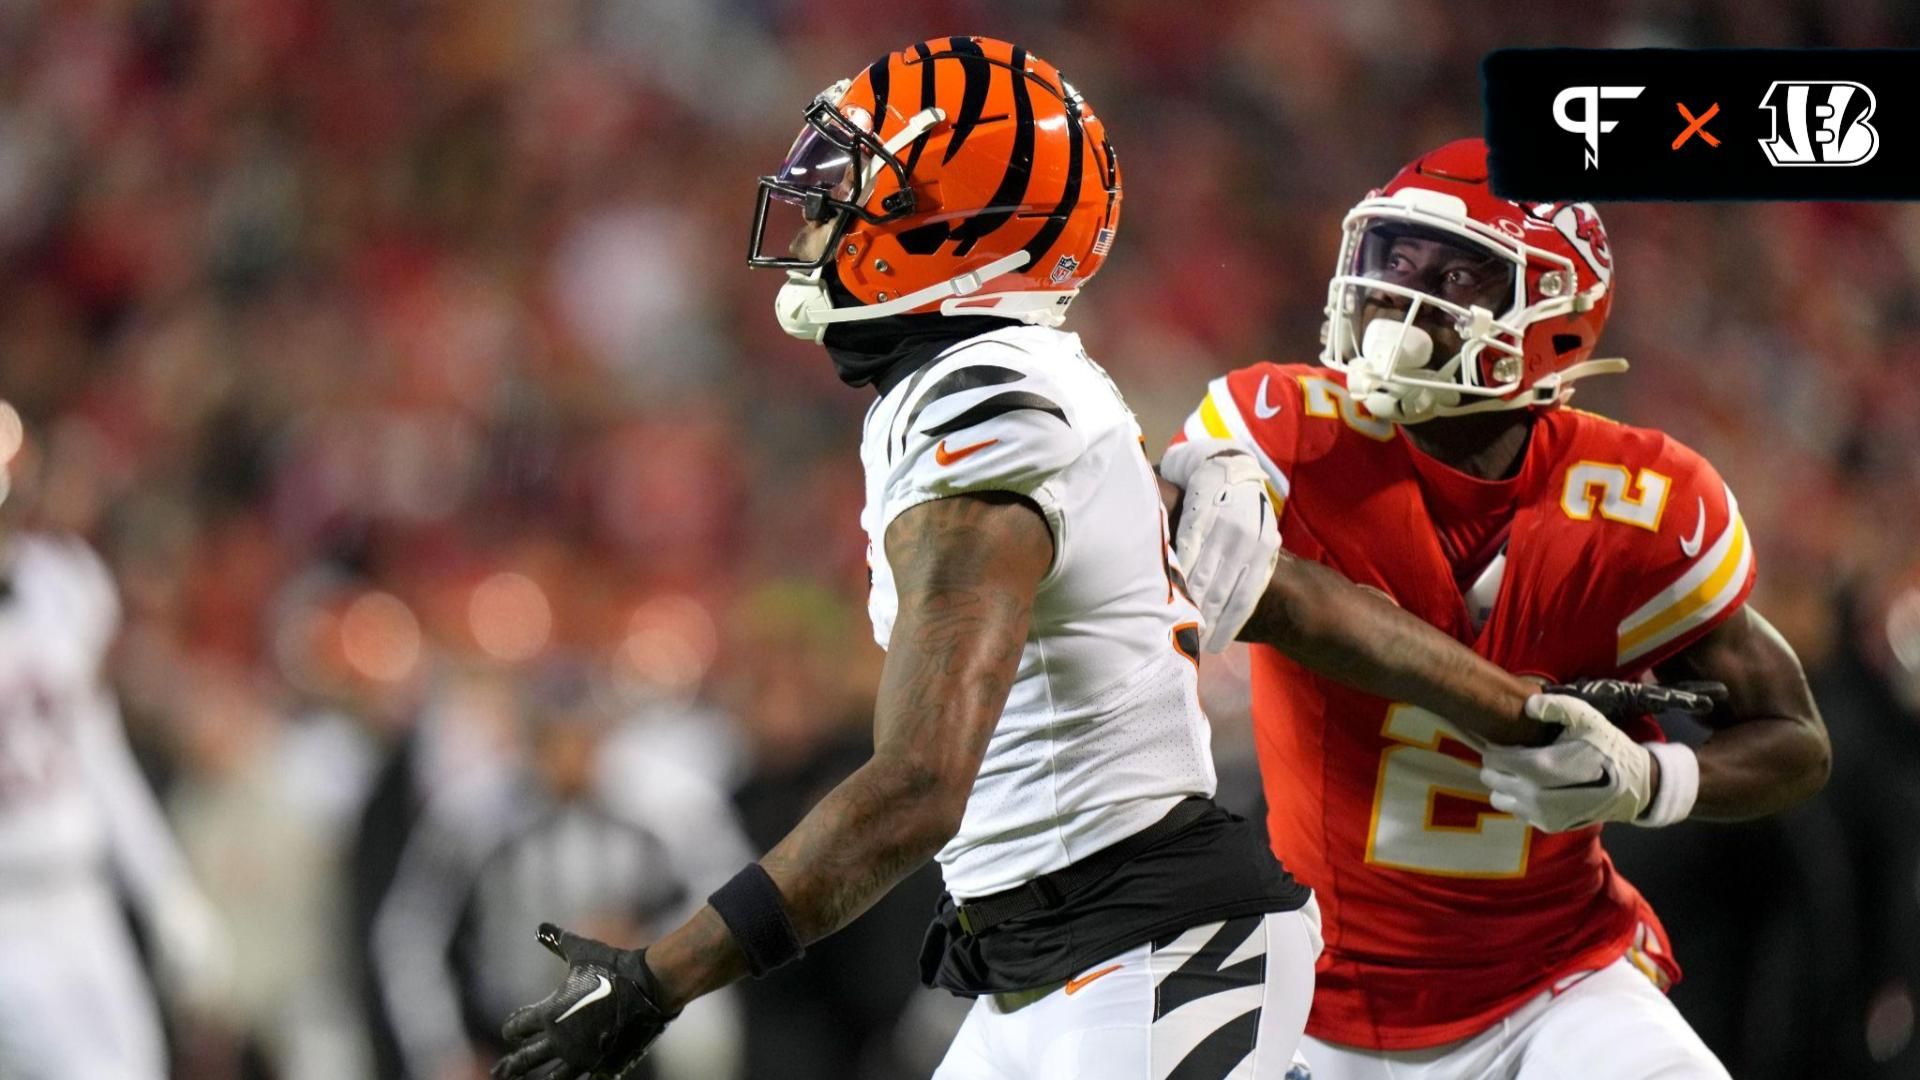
left=556, top=974, right=613, bottom=1023
left=1254, top=374, right=1282, bottom=419
left=934, top=437, right=998, bottom=466
left=1679, top=498, right=1706, bottom=558
left=1064, top=963, right=1123, bottom=995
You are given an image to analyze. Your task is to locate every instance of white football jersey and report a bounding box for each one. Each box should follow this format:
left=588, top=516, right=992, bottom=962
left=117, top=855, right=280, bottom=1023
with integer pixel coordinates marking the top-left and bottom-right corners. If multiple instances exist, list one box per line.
left=0, top=535, right=122, bottom=877
left=0, top=534, right=219, bottom=1080
left=0, top=533, right=198, bottom=912
left=860, top=325, right=1216, bottom=899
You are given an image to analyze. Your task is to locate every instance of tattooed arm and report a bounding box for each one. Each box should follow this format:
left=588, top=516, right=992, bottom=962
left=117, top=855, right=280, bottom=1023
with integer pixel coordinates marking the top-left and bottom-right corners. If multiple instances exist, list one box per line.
left=643, top=491, right=1053, bottom=1010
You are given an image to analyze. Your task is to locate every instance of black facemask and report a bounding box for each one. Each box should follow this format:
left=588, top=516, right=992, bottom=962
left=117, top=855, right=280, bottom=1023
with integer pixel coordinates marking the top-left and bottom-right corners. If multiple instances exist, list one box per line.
left=819, top=270, right=1017, bottom=393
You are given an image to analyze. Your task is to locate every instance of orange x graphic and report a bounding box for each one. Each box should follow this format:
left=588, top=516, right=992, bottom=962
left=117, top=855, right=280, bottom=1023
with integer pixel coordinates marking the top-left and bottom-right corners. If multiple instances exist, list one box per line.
left=1672, top=102, right=1720, bottom=149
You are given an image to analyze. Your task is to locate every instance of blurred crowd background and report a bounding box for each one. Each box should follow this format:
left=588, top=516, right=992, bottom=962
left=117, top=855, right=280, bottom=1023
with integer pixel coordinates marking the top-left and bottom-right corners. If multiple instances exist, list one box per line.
left=1, top=1, right=1918, bottom=1078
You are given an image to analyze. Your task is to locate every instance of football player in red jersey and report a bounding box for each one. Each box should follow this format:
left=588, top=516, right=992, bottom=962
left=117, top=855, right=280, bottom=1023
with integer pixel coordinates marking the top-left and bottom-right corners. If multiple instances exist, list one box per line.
left=1169, top=139, right=1829, bottom=1079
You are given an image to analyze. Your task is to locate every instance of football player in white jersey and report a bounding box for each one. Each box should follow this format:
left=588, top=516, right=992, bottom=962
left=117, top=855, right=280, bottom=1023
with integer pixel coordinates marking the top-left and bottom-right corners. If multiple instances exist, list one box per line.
left=494, top=39, right=1600, bottom=1080
left=0, top=402, right=228, bottom=1079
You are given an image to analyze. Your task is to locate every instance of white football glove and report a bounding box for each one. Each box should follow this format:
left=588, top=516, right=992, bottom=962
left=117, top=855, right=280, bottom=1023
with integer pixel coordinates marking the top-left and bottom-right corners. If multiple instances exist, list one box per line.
left=1159, top=439, right=1281, bottom=653
left=1477, top=694, right=1700, bottom=833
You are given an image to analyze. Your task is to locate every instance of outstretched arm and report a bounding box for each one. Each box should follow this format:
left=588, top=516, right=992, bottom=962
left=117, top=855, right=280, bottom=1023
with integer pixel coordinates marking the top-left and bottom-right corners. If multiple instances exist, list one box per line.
left=644, top=490, right=1052, bottom=1009
left=1652, top=605, right=1829, bottom=820
left=1241, top=552, right=1544, bottom=746
left=1160, top=443, right=1542, bottom=746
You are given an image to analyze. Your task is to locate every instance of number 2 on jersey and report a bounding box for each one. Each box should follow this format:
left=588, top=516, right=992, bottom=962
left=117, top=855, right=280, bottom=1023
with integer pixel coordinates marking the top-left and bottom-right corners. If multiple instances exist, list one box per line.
left=1299, top=376, right=1394, bottom=441
left=1365, top=704, right=1532, bottom=878
left=1560, top=462, right=1671, bottom=531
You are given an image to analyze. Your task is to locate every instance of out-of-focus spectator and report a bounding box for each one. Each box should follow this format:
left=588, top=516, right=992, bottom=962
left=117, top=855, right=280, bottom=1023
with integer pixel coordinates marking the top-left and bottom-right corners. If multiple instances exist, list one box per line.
left=168, top=656, right=371, bottom=1080
left=372, top=660, right=749, bottom=1080
left=722, top=582, right=960, bottom=1080
left=0, top=453, right=229, bottom=1079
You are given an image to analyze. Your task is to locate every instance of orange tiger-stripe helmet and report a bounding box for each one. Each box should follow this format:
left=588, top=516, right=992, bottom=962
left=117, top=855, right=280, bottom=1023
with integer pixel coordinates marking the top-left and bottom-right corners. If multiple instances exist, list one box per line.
left=750, top=37, right=1122, bottom=341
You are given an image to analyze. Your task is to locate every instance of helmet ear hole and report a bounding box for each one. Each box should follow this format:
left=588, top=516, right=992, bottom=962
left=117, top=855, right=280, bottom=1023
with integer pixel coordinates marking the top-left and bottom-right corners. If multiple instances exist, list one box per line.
left=1552, top=333, right=1584, bottom=355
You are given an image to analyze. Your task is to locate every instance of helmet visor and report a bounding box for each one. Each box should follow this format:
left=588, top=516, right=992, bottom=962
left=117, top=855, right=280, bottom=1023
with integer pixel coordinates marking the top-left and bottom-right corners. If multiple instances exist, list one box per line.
left=771, top=107, right=867, bottom=207
left=1331, top=221, right=1520, bottom=374
left=1351, top=222, right=1517, bottom=319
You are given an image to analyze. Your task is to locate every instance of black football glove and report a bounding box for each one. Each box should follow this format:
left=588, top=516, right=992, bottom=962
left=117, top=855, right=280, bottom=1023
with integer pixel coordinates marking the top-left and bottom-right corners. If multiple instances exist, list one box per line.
left=491, top=923, right=678, bottom=1080
left=1543, top=679, right=1728, bottom=724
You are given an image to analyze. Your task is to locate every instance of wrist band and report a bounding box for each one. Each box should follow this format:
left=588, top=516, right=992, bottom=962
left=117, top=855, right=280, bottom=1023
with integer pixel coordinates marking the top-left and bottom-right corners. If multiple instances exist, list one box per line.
left=709, top=863, right=805, bottom=977
left=1636, top=742, right=1700, bottom=828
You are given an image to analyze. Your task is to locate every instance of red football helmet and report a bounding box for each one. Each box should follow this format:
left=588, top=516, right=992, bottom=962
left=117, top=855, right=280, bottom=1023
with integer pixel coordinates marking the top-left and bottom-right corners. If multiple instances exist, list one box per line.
left=1321, top=138, right=1626, bottom=423
left=749, top=37, right=1121, bottom=342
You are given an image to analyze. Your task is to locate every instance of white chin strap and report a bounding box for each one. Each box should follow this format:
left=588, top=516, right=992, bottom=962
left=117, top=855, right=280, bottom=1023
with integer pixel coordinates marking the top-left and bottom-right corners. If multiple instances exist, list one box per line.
left=775, top=250, right=1076, bottom=343
left=1344, top=318, right=1630, bottom=425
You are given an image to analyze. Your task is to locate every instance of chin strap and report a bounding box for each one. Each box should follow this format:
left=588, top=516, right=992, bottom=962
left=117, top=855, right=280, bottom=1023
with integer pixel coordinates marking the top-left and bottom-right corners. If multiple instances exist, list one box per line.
left=1373, top=356, right=1632, bottom=424
left=820, top=251, right=1033, bottom=324
left=1529, top=356, right=1630, bottom=404
left=775, top=251, right=1042, bottom=342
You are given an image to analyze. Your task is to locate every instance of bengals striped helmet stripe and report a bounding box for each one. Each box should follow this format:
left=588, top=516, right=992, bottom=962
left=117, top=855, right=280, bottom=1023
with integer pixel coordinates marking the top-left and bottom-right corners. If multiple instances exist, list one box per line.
left=757, top=36, right=1121, bottom=327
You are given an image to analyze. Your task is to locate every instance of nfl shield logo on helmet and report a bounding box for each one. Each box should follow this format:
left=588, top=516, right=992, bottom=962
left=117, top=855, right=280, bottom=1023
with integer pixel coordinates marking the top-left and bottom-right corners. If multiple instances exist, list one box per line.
left=1050, top=254, right=1080, bottom=285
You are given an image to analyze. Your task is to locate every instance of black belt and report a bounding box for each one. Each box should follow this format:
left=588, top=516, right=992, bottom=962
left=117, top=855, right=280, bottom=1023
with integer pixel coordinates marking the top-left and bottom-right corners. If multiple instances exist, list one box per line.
left=953, top=797, right=1212, bottom=937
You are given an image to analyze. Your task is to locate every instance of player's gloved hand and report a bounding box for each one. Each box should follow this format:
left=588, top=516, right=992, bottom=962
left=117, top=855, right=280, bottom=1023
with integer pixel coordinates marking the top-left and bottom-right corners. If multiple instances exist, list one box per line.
left=492, top=923, right=679, bottom=1080
left=1159, top=438, right=1280, bottom=653
left=1541, top=678, right=1727, bottom=724
left=1477, top=693, right=1699, bottom=833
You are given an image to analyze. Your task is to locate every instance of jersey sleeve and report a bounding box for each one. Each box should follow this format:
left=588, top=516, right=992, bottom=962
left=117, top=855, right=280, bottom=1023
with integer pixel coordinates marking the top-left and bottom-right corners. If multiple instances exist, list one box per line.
left=1168, top=362, right=1300, bottom=517
left=25, top=535, right=121, bottom=664
left=1610, top=440, right=1756, bottom=671
left=880, top=350, right=1087, bottom=530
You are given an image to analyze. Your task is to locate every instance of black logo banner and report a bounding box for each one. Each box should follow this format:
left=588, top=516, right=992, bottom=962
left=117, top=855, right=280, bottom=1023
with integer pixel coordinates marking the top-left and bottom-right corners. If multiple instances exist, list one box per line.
left=1483, top=49, right=1919, bottom=200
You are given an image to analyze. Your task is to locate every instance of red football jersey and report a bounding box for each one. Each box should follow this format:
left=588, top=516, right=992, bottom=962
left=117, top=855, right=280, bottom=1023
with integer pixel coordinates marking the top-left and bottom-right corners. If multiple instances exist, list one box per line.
left=1174, top=363, right=1755, bottom=1050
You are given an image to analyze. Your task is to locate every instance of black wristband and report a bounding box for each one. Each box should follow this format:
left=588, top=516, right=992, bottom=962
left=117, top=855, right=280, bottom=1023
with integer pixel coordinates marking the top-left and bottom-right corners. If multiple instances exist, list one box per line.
left=708, top=863, right=805, bottom=978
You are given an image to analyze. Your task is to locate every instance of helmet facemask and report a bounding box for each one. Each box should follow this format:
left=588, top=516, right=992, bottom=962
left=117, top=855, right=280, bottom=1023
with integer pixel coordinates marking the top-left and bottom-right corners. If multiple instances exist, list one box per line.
left=748, top=81, right=921, bottom=272
left=752, top=79, right=973, bottom=342
left=1323, top=196, right=1584, bottom=424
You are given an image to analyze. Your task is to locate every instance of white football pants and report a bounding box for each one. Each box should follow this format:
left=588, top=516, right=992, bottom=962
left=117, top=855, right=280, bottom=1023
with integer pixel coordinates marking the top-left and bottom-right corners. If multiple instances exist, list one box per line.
left=933, top=900, right=1323, bottom=1079
left=1298, top=954, right=1729, bottom=1080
